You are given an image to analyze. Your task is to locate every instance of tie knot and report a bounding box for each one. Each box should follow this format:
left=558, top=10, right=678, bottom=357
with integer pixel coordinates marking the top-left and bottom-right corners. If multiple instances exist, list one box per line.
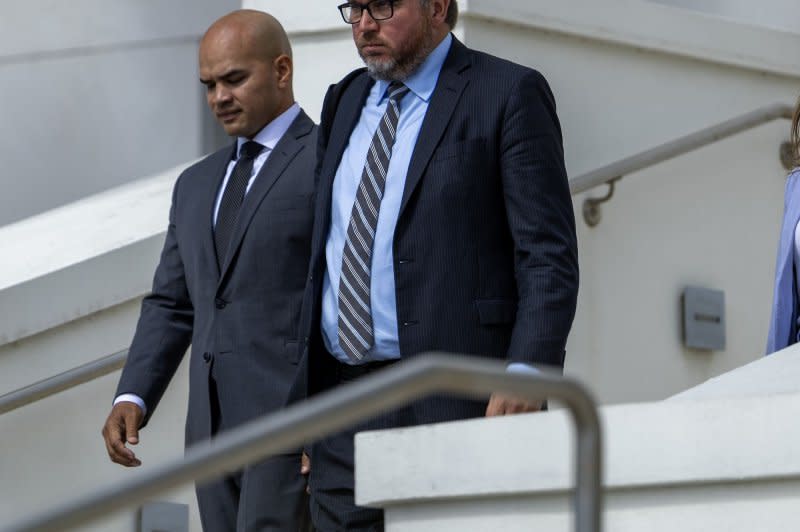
left=387, top=82, right=409, bottom=103
left=238, top=141, right=264, bottom=161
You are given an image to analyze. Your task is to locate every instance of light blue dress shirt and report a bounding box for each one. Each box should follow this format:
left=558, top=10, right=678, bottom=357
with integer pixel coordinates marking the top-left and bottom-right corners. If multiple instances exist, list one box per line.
left=321, top=34, right=453, bottom=364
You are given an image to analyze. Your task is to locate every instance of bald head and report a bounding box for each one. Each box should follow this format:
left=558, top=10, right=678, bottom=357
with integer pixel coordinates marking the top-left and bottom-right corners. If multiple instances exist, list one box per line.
left=199, top=10, right=295, bottom=139
left=202, top=10, right=292, bottom=62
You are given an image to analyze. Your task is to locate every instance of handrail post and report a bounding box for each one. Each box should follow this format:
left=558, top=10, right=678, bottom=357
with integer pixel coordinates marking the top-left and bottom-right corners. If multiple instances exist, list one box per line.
left=567, top=392, right=603, bottom=531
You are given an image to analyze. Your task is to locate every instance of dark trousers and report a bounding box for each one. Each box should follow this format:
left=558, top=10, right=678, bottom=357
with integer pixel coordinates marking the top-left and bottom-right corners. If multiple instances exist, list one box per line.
left=196, top=365, right=311, bottom=531
left=308, top=358, right=410, bottom=532
left=196, top=455, right=310, bottom=532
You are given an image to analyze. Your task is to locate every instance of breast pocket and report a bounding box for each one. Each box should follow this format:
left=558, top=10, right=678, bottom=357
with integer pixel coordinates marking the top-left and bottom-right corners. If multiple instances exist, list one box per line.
left=427, top=139, right=490, bottom=197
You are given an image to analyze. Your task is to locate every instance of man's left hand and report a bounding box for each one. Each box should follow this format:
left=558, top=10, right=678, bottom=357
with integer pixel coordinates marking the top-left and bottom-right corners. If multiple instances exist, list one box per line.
left=485, top=393, right=542, bottom=416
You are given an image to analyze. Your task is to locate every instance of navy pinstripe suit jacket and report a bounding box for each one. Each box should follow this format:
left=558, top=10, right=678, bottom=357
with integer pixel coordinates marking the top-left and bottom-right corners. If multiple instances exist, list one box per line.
left=295, top=37, right=578, bottom=423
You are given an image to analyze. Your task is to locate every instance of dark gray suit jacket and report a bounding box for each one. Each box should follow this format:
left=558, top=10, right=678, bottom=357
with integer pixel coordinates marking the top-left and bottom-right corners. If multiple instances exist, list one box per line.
left=117, top=110, right=317, bottom=445
left=294, top=37, right=578, bottom=423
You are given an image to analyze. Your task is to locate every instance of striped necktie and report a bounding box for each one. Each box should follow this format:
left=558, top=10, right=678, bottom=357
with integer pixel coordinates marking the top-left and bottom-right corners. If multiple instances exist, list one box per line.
left=338, top=81, right=410, bottom=362
left=214, top=140, right=263, bottom=270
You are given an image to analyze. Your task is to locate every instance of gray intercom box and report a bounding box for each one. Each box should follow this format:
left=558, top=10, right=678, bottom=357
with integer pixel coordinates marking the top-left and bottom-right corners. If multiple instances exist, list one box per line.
left=682, top=286, right=725, bottom=351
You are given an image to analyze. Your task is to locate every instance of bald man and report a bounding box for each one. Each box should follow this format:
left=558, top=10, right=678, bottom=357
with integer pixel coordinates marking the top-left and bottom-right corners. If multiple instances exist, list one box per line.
left=101, top=10, right=314, bottom=531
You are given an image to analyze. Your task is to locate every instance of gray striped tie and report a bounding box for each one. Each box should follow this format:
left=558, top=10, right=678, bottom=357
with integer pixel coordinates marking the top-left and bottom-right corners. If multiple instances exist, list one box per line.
left=338, top=81, right=410, bottom=362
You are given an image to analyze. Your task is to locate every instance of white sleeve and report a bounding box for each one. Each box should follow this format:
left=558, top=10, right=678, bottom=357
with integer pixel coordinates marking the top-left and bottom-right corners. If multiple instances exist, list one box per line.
left=113, top=394, right=147, bottom=416
left=506, top=362, right=541, bottom=375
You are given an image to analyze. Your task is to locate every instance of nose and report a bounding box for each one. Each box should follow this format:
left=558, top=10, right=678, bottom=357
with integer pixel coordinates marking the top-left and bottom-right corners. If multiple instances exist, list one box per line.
left=209, top=85, right=232, bottom=108
left=356, top=8, right=379, bottom=32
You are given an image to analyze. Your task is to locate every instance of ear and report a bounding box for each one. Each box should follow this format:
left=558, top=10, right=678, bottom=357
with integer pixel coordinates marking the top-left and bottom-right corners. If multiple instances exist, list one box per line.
left=430, top=0, right=450, bottom=26
left=273, top=54, right=293, bottom=87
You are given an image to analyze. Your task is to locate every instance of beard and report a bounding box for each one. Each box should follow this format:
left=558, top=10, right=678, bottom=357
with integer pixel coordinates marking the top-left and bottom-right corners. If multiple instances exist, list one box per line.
left=358, top=17, right=435, bottom=81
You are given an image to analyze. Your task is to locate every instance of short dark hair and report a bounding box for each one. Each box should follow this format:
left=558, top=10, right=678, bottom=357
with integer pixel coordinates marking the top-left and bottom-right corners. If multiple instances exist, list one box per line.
left=421, top=0, right=459, bottom=29
left=793, top=95, right=800, bottom=168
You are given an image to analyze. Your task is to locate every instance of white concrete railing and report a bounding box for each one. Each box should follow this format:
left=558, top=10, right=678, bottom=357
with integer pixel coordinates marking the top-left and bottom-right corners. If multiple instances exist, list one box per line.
left=0, top=163, right=186, bottom=348
left=357, top=345, right=800, bottom=532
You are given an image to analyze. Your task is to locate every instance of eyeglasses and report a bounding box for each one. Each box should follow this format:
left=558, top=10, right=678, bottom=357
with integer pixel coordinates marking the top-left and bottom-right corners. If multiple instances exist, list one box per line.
left=338, top=0, right=397, bottom=24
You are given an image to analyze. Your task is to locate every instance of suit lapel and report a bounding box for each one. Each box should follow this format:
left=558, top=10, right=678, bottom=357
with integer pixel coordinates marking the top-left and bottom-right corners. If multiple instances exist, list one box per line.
left=218, top=111, right=314, bottom=283
left=312, top=75, right=374, bottom=267
left=202, top=144, right=237, bottom=278
left=399, top=38, right=471, bottom=216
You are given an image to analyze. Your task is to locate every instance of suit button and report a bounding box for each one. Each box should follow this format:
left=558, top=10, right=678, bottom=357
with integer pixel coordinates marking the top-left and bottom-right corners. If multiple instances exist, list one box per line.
left=308, top=274, right=313, bottom=281
left=215, top=298, right=227, bottom=309
left=203, top=352, right=212, bottom=363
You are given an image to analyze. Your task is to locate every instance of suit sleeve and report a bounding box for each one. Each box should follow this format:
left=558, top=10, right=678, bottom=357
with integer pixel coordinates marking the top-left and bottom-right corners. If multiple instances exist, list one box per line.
left=115, top=174, right=194, bottom=426
left=500, top=70, right=579, bottom=369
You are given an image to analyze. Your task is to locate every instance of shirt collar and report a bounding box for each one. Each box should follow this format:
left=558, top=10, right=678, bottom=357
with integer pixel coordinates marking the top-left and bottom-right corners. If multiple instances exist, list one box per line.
left=376, top=33, right=453, bottom=104
left=236, top=102, right=301, bottom=158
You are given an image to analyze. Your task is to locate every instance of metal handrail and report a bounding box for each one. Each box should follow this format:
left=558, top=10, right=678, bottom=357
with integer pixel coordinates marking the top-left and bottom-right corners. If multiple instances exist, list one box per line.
left=0, top=349, right=128, bottom=415
left=570, top=102, right=793, bottom=194
left=4, top=354, right=602, bottom=532
left=571, top=102, right=794, bottom=225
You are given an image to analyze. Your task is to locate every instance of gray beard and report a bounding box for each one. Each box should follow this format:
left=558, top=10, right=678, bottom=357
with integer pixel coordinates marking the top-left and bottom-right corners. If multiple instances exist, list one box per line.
left=362, top=34, right=434, bottom=81
left=364, top=57, right=407, bottom=81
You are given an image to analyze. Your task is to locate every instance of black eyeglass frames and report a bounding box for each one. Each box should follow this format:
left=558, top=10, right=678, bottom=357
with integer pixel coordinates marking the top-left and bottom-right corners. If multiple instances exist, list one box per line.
left=338, top=0, right=396, bottom=24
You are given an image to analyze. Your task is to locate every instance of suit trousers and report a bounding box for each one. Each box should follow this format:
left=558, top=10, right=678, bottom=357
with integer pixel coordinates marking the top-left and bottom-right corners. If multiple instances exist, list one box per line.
left=196, top=455, right=310, bottom=532
left=195, top=358, right=311, bottom=531
left=309, top=356, right=407, bottom=532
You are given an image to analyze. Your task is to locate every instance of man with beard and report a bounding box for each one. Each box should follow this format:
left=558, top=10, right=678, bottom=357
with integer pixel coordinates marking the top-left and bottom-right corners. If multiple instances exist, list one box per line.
left=293, top=0, right=578, bottom=529
left=101, top=10, right=314, bottom=531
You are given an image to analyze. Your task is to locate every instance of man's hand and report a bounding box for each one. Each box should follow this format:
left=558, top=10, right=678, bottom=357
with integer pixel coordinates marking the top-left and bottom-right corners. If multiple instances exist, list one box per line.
left=301, top=452, right=311, bottom=494
left=485, top=393, right=543, bottom=416
left=101, top=402, right=144, bottom=467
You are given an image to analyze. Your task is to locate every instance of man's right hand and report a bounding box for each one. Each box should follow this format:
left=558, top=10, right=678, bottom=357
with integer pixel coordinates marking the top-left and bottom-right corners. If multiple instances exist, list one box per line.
left=102, top=402, right=144, bottom=467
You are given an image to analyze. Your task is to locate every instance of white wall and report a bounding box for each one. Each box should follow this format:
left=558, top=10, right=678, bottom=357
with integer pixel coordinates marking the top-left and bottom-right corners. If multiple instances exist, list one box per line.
left=0, top=343, right=197, bottom=532
left=0, top=164, right=199, bottom=530
left=0, top=0, right=238, bottom=226
left=647, top=0, right=800, bottom=34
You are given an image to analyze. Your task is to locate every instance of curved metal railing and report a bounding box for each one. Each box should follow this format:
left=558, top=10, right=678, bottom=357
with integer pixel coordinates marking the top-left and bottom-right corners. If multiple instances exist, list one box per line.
left=3, top=354, right=602, bottom=532
left=572, top=102, right=794, bottom=226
